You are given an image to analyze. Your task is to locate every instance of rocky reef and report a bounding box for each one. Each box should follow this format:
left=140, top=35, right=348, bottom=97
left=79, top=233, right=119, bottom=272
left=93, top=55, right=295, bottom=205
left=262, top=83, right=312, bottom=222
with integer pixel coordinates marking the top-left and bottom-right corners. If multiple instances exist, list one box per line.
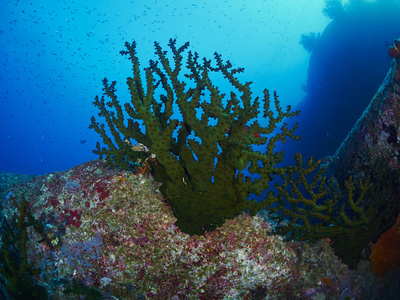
left=0, top=160, right=389, bottom=299
left=89, top=39, right=373, bottom=246
left=324, top=38, right=400, bottom=268
left=2, top=36, right=400, bottom=298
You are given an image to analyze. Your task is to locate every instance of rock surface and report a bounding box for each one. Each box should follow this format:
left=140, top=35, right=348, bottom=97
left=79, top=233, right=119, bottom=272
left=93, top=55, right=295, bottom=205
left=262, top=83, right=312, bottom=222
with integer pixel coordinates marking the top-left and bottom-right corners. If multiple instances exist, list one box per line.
left=0, top=160, right=385, bottom=299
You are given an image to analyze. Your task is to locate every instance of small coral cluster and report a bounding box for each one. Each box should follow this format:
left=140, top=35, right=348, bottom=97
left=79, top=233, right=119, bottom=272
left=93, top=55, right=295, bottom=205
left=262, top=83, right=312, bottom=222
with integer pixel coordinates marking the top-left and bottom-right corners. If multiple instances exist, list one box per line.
left=274, top=153, right=372, bottom=242
left=0, top=161, right=383, bottom=299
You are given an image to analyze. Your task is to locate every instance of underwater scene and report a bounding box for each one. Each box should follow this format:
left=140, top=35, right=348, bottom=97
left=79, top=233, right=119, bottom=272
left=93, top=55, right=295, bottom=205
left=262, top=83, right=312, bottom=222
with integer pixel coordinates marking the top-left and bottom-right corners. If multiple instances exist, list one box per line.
left=1, top=0, right=400, bottom=298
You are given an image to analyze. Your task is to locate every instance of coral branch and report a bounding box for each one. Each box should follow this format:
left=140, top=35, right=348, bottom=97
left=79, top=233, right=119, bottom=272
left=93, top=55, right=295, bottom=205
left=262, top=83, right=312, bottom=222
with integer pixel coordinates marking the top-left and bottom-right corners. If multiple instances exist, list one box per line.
left=274, top=154, right=372, bottom=242
left=90, top=39, right=300, bottom=235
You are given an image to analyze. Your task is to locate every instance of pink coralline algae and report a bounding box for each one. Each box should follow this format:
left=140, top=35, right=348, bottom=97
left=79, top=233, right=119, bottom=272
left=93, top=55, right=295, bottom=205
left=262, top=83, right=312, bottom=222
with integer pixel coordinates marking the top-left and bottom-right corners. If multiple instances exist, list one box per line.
left=0, top=160, right=385, bottom=299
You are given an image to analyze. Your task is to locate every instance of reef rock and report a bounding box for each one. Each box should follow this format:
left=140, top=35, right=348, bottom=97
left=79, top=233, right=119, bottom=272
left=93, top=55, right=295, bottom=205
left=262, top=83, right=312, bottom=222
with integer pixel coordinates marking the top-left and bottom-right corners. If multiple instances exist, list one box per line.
left=326, top=40, right=400, bottom=219
left=324, top=39, right=400, bottom=276
left=0, top=160, right=384, bottom=299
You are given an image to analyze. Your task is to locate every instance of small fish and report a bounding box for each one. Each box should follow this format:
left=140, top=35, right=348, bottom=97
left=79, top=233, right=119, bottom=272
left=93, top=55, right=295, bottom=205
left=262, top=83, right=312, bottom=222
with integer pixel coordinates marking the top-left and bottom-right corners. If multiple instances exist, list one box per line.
left=80, top=139, right=87, bottom=144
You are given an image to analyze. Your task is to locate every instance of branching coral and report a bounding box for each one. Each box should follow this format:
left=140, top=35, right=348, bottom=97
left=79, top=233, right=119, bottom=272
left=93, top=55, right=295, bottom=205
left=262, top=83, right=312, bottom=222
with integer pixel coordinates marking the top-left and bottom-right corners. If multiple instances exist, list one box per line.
left=90, top=39, right=300, bottom=235
left=274, top=153, right=373, bottom=242
left=271, top=153, right=381, bottom=268
left=0, top=194, right=48, bottom=299
left=89, top=39, right=375, bottom=264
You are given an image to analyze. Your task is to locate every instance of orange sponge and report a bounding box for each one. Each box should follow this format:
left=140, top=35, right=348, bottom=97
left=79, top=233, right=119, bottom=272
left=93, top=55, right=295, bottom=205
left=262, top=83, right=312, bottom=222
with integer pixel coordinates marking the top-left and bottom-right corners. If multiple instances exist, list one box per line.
left=370, top=214, right=400, bottom=278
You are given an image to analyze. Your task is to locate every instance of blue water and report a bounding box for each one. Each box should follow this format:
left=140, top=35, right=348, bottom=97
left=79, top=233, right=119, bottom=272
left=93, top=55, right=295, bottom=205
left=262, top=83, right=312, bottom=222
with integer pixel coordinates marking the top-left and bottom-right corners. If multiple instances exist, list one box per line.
left=1, top=0, right=399, bottom=175
left=0, top=0, right=328, bottom=175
